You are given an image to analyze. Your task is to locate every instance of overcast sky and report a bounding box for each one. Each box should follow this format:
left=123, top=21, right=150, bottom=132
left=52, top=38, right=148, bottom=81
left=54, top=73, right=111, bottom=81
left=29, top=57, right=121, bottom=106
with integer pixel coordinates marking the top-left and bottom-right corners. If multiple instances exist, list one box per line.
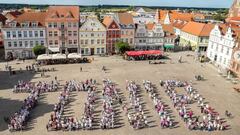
left=0, top=0, right=234, bottom=8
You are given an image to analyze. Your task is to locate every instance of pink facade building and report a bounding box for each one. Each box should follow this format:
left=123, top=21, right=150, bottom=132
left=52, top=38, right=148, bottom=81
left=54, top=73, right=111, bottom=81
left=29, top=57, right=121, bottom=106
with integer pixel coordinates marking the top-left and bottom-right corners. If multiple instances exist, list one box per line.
left=45, top=6, right=79, bottom=54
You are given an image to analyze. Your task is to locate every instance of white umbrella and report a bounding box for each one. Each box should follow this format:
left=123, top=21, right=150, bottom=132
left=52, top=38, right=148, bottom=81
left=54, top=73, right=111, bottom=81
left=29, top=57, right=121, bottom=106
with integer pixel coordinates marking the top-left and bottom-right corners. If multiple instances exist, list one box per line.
left=67, top=53, right=82, bottom=59
left=52, top=53, right=66, bottom=60
left=37, top=54, right=52, bottom=60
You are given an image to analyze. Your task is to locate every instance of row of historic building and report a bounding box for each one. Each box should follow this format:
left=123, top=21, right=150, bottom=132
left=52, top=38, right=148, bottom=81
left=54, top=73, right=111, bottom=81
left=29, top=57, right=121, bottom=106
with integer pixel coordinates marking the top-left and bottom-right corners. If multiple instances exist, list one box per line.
left=0, top=6, right=178, bottom=59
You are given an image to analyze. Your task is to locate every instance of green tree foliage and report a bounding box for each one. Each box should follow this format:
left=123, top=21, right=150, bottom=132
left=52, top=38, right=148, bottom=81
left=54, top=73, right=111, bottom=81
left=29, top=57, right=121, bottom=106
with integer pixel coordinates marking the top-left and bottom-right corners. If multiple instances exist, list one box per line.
left=213, top=9, right=228, bottom=21
left=115, top=41, right=131, bottom=54
left=33, top=45, right=46, bottom=56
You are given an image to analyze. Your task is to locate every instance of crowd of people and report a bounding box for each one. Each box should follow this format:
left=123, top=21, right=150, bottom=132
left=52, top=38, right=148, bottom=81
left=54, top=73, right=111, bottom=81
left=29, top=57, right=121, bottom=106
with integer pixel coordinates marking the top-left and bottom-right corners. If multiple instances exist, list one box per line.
left=7, top=90, right=40, bottom=131
left=79, top=82, right=97, bottom=130
left=126, top=80, right=148, bottom=129
left=143, top=80, right=173, bottom=128
left=161, top=80, right=227, bottom=131
left=64, top=79, right=96, bottom=92
left=13, top=80, right=59, bottom=93
left=100, top=79, right=120, bottom=129
left=46, top=79, right=97, bottom=131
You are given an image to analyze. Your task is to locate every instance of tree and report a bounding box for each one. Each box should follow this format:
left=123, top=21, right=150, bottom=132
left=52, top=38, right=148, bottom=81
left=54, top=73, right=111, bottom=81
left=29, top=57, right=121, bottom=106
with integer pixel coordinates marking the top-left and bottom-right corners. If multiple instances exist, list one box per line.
left=115, top=41, right=131, bottom=54
left=33, top=45, right=46, bottom=56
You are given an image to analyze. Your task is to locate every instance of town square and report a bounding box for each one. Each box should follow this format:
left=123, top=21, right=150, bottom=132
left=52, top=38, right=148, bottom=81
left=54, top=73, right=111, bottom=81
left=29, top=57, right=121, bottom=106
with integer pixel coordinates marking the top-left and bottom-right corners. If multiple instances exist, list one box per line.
left=0, top=0, right=240, bottom=135
left=0, top=52, right=240, bottom=135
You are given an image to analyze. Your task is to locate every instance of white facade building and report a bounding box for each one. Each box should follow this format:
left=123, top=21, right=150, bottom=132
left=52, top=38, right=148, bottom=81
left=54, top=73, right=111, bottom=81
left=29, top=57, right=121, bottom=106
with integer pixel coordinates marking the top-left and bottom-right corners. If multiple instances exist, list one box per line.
left=79, top=16, right=106, bottom=55
left=207, top=24, right=236, bottom=70
left=134, top=22, right=164, bottom=50
left=2, top=12, right=47, bottom=59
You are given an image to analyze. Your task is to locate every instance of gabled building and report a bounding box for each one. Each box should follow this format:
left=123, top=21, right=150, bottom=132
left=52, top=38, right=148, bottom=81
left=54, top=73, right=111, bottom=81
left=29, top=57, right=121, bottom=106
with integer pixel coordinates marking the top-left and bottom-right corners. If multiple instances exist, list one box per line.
left=45, top=6, right=80, bottom=54
left=207, top=24, right=239, bottom=70
left=0, top=14, right=7, bottom=48
left=172, top=20, right=187, bottom=36
left=79, top=16, right=106, bottom=55
left=4, top=11, right=22, bottom=23
left=134, top=22, right=164, bottom=50
left=179, top=21, right=214, bottom=51
left=228, top=0, right=240, bottom=18
left=2, top=12, right=47, bottom=59
left=115, top=13, right=135, bottom=46
left=230, top=34, right=240, bottom=76
left=102, top=16, right=121, bottom=55
left=162, top=24, right=177, bottom=50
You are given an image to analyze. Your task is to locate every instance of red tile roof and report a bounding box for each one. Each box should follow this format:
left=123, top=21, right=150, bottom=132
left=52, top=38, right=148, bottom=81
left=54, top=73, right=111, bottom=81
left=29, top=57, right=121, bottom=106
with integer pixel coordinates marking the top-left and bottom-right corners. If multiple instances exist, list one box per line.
left=45, top=6, right=79, bottom=21
left=118, top=13, right=134, bottom=25
left=146, top=23, right=155, bottom=30
left=181, top=22, right=214, bottom=36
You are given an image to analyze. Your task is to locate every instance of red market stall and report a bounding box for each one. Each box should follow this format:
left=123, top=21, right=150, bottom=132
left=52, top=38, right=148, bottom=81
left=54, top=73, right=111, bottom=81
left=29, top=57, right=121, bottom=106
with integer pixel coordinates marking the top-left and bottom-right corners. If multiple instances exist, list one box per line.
left=125, top=50, right=164, bottom=61
left=126, top=50, right=163, bottom=56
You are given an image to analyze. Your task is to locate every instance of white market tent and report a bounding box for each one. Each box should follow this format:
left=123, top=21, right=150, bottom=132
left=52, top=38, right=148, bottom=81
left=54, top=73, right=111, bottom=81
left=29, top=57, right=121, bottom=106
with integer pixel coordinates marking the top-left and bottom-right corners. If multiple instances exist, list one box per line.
left=67, top=53, right=82, bottom=59
left=52, top=53, right=67, bottom=60
left=37, top=54, right=52, bottom=60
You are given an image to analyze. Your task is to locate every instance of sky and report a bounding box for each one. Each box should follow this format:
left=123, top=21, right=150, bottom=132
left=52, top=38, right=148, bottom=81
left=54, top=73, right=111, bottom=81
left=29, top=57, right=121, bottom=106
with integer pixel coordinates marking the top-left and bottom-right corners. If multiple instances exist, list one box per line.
left=0, top=0, right=234, bottom=8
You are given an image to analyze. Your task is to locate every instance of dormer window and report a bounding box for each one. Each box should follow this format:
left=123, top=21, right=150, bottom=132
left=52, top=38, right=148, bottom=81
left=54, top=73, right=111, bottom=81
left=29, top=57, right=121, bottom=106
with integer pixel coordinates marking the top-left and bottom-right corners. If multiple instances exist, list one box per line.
left=32, top=22, right=38, bottom=27
left=21, top=22, right=29, bottom=27
left=10, top=22, right=16, bottom=27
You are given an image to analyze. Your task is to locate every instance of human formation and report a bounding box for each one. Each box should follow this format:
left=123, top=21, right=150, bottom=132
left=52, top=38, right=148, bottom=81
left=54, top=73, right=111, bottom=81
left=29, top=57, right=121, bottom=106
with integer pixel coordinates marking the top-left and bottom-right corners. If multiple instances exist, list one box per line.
left=13, top=80, right=59, bottom=93
left=161, top=80, right=227, bottom=131
left=126, top=80, right=148, bottom=129
left=46, top=79, right=96, bottom=131
left=143, top=80, right=173, bottom=128
left=7, top=78, right=229, bottom=132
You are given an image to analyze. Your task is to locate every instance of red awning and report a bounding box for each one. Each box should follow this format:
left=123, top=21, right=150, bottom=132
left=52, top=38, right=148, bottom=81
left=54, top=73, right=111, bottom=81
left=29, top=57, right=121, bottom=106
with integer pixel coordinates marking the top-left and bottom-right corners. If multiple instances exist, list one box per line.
left=126, top=50, right=163, bottom=56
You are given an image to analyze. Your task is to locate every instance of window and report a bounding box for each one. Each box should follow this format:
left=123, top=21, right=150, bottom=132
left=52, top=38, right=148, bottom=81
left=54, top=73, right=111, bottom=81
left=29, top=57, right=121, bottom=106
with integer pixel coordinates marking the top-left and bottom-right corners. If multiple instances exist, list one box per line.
left=8, top=42, right=11, bottom=47
left=18, top=31, right=22, bottom=38
left=25, top=41, right=28, bottom=47
left=68, top=22, right=71, bottom=27
left=53, top=22, right=57, bottom=28
left=69, top=40, right=72, bottom=45
left=97, top=48, right=100, bottom=54
left=23, top=31, right=27, bottom=37
left=49, top=40, right=53, bottom=45
left=14, top=41, right=17, bottom=47
left=34, top=31, right=38, bottom=37
left=91, top=33, right=94, bottom=37
left=101, top=48, right=104, bottom=53
left=81, top=40, right=84, bottom=45
left=29, top=31, right=33, bottom=37
left=130, top=38, right=133, bottom=44
left=30, top=41, right=34, bottom=47
left=73, top=22, right=77, bottom=27
left=6, top=31, right=11, bottom=38
left=40, top=31, right=44, bottom=37
left=48, top=23, right=52, bottom=28
left=32, top=22, right=37, bottom=27
left=35, top=41, right=39, bottom=46
left=49, top=31, right=53, bottom=37
left=41, top=41, right=44, bottom=46
left=97, top=39, right=100, bottom=44
left=85, top=40, right=88, bottom=45
left=226, top=48, right=229, bottom=55
left=68, top=31, right=72, bottom=36
left=73, top=31, right=77, bottom=36
left=19, top=41, right=22, bottom=47
left=74, top=40, right=77, bottom=44
left=54, top=31, right=58, bottom=37
left=91, top=39, right=94, bottom=44
left=85, top=48, right=89, bottom=54
left=12, top=31, right=16, bottom=38
left=55, top=40, right=58, bottom=45
left=101, top=39, right=105, bottom=44
left=61, top=22, right=64, bottom=28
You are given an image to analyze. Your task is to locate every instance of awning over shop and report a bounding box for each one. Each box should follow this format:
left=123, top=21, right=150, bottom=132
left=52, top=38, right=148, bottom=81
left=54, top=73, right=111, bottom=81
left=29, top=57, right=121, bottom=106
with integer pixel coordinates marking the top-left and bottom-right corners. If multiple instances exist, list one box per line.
left=164, top=44, right=175, bottom=49
left=48, top=47, right=60, bottom=52
left=126, top=50, right=163, bottom=56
